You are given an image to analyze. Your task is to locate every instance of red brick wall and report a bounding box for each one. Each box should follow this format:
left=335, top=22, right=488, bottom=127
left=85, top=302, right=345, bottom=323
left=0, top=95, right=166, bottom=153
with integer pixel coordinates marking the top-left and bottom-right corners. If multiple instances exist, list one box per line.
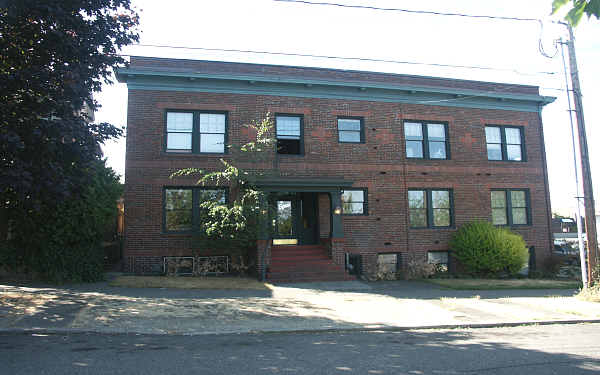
left=124, top=89, right=553, bottom=275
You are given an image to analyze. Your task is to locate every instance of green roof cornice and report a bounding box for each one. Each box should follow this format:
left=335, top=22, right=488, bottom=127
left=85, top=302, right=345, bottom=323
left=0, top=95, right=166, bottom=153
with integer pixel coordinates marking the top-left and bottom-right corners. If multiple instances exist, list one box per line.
left=116, top=66, right=555, bottom=112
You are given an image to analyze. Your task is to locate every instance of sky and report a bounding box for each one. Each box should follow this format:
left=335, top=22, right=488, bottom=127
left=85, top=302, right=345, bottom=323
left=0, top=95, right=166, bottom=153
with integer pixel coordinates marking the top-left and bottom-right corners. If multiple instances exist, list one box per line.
left=95, top=0, right=600, bottom=217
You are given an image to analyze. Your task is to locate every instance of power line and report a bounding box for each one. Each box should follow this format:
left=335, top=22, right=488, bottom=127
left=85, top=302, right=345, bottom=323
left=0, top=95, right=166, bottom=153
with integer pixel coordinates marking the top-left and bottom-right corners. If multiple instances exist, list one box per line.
left=272, top=0, right=544, bottom=22
left=129, top=43, right=557, bottom=76
left=274, top=0, right=562, bottom=61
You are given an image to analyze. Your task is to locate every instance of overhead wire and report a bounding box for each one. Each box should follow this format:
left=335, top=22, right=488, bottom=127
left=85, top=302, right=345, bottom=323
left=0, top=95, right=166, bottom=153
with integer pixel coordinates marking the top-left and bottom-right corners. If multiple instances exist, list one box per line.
left=271, top=0, right=545, bottom=22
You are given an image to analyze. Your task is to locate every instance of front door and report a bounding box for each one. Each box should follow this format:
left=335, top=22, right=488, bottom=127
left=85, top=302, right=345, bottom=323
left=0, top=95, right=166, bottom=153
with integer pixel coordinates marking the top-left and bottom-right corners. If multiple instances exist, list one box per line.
left=274, top=198, right=298, bottom=245
left=272, top=193, right=319, bottom=245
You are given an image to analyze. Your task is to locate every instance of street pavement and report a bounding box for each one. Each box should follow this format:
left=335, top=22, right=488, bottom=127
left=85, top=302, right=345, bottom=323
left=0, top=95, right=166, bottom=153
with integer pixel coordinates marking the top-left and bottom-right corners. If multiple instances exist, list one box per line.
left=1, top=279, right=599, bottom=335
left=2, top=323, right=600, bottom=374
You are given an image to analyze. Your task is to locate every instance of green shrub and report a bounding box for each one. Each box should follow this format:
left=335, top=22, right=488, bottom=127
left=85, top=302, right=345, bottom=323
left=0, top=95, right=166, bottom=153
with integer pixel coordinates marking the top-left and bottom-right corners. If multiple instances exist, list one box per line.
left=2, top=160, right=122, bottom=283
left=450, top=221, right=529, bottom=277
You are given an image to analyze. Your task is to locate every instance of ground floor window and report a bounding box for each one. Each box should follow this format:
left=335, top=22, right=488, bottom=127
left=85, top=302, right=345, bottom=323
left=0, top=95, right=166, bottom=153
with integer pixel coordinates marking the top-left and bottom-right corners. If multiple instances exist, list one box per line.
left=490, top=189, right=529, bottom=226
left=164, top=187, right=227, bottom=232
left=427, top=251, right=449, bottom=272
left=341, top=189, right=367, bottom=215
left=408, top=189, right=453, bottom=228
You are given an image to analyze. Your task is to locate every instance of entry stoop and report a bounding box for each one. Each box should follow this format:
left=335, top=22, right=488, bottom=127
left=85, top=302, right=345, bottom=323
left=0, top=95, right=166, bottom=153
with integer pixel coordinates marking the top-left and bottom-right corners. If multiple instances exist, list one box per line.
left=266, top=244, right=355, bottom=283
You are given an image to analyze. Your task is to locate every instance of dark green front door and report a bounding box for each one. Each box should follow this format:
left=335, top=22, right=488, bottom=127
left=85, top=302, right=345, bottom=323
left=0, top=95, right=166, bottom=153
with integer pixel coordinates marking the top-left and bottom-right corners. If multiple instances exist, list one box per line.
left=273, top=193, right=319, bottom=245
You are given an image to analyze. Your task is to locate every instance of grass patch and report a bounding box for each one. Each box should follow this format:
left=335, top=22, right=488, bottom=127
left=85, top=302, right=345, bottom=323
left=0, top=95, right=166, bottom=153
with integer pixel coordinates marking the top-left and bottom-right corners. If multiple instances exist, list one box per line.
left=576, top=284, right=600, bottom=302
left=109, top=276, right=270, bottom=290
left=426, top=278, right=581, bottom=290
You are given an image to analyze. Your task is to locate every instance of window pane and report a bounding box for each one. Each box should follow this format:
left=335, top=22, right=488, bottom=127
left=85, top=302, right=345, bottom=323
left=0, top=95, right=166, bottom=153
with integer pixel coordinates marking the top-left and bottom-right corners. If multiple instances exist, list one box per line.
left=166, top=189, right=193, bottom=231
left=512, top=208, right=527, bottom=225
left=343, top=202, right=364, bottom=214
left=276, top=116, right=301, bottom=138
left=506, top=145, right=522, bottom=161
left=487, top=143, right=502, bottom=160
left=408, top=190, right=425, bottom=209
left=167, top=133, right=192, bottom=150
left=510, top=190, right=526, bottom=207
left=339, top=130, right=361, bottom=142
left=427, top=124, right=446, bottom=141
left=199, top=113, right=225, bottom=133
left=405, top=122, right=423, bottom=140
left=505, top=128, right=521, bottom=144
left=409, top=209, right=427, bottom=227
left=432, top=190, right=450, bottom=209
left=166, top=189, right=192, bottom=210
left=433, top=208, right=450, bottom=226
left=428, top=251, right=449, bottom=265
left=485, top=127, right=501, bottom=143
left=200, top=134, right=224, bottom=153
left=491, top=191, right=506, bottom=208
left=167, top=112, right=193, bottom=131
left=338, top=119, right=361, bottom=131
left=406, top=141, right=423, bottom=158
left=429, top=141, right=447, bottom=159
left=341, top=190, right=364, bottom=204
left=492, top=208, right=508, bottom=225
left=198, top=189, right=226, bottom=204
left=276, top=200, right=293, bottom=236
left=166, top=210, right=192, bottom=231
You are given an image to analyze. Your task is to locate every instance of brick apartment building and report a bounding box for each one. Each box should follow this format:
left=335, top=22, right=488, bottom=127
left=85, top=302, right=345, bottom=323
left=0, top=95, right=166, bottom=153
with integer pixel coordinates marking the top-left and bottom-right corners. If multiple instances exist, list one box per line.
left=116, top=56, right=555, bottom=281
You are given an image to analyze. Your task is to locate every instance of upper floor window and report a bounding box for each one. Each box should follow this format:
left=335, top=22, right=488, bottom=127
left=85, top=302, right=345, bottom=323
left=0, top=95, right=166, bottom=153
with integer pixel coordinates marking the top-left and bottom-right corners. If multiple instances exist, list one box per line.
left=166, top=112, right=193, bottom=152
left=491, top=189, right=529, bottom=226
left=276, top=115, right=302, bottom=155
left=338, top=117, right=363, bottom=143
left=404, top=121, right=449, bottom=160
left=341, top=189, right=368, bottom=215
left=166, top=111, right=226, bottom=154
left=485, top=125, right=524, bottom=161
left=199, top=113, right=226, bottom=153
left=165, top=187, right=227, bottom=232
left=408, top=189, right=453, bottom=228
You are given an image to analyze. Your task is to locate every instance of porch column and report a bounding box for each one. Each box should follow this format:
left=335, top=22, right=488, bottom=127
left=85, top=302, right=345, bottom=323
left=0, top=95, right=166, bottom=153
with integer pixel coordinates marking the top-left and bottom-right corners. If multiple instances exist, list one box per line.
left=257, top=192, right=271, bottom=281
left=330, top=190, right=344, bottom=238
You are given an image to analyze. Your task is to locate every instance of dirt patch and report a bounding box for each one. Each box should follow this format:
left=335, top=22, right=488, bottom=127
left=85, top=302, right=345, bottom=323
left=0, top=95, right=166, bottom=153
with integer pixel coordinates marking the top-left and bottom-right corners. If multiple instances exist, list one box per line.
left=109, top=276, right=270, bottom=290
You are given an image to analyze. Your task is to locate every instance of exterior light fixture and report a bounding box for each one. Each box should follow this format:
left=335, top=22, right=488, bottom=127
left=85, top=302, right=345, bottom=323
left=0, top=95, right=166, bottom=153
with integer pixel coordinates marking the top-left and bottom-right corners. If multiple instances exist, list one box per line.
left=334, top=206, right=342, bottom=215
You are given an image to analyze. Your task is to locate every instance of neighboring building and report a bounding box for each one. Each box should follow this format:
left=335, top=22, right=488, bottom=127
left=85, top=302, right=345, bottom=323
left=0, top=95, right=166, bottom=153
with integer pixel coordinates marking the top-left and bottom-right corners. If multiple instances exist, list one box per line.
left=116, top=56, right=555, bottom=281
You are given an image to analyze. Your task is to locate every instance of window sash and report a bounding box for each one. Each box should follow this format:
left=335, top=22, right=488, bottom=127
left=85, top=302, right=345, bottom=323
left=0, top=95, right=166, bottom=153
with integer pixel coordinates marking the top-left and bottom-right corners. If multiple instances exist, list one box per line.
left=405, top=121, right=448, bottom=160
left=486, top=126, right=524, bottom=161
left=338, top=118, right=362, bottom=143
left=276, top=116, right=301, bottom=139
left=491, top=189, right=529, bottom=226
left=341, top=189, right=366, bottom=215
left=166, top=111, right=227, bottom=154
left=409, top=189, right=452, bottom=228
left=165, top=188, right=227, bottom=232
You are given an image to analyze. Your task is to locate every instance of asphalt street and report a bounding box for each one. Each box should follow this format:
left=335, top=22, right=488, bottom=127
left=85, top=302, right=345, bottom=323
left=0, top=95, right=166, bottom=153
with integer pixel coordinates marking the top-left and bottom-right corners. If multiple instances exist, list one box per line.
left=2, top=323, right=600, bottom=374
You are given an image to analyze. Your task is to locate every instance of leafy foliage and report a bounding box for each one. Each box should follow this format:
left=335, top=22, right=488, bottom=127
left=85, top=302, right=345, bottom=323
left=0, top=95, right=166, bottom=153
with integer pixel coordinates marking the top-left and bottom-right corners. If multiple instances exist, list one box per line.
left=1, top=160, right=123, bottom=282
left=170, top=115, right=278, bottom=274
left=552, top=0, right=600, bottom=25
left=450, top=221, right=529, bottom=277
left=1, top=0, right=139, bottom=213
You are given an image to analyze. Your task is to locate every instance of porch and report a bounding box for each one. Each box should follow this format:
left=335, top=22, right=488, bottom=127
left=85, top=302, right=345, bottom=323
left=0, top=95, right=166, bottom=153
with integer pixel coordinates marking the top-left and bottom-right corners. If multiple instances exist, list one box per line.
left=254, top=178, right=357, bottom=282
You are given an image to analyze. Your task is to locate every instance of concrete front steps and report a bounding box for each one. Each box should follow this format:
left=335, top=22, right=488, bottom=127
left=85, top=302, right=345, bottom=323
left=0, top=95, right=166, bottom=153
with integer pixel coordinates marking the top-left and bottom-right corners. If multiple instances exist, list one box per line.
left=266, top=244, right=355, bottom=283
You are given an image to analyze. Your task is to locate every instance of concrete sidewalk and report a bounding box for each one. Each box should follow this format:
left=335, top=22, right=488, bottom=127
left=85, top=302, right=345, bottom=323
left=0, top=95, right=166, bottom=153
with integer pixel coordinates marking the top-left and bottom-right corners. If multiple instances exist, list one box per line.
left=1, top=280, right=599, bottom=335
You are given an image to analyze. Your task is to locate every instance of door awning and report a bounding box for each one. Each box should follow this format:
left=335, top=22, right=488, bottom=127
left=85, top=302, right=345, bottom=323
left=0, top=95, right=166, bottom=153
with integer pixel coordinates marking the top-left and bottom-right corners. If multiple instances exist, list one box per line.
left=253, top=177, right=354, bottom=192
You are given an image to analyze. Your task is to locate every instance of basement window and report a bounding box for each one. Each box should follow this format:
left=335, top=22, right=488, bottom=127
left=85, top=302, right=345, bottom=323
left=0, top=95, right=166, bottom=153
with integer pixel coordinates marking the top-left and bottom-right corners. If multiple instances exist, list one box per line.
left=276, top=115, right=302, bottom=155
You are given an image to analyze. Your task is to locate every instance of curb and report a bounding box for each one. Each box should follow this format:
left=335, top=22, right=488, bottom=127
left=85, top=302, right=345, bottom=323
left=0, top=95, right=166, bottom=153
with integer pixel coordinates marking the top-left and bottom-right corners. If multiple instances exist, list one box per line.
left=2, top=319, right=600, bottom=337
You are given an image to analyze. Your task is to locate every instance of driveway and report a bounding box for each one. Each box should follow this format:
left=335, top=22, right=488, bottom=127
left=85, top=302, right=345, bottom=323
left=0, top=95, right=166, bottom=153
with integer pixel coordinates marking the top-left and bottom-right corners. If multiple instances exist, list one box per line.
left=1, top=280, right=598, bottom=335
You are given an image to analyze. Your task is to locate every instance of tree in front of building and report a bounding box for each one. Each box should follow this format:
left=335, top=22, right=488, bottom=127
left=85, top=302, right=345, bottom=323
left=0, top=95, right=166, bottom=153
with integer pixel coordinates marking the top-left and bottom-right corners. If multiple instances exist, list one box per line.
left=170, top=115, right=278, bottom=275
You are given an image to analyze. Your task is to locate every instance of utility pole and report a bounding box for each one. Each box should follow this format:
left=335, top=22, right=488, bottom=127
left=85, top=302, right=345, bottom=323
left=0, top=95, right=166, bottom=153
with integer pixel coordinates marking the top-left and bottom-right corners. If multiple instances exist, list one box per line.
left=559, top=38, right=588, bottom=288
left=566, top=24, right=598, bottom=284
